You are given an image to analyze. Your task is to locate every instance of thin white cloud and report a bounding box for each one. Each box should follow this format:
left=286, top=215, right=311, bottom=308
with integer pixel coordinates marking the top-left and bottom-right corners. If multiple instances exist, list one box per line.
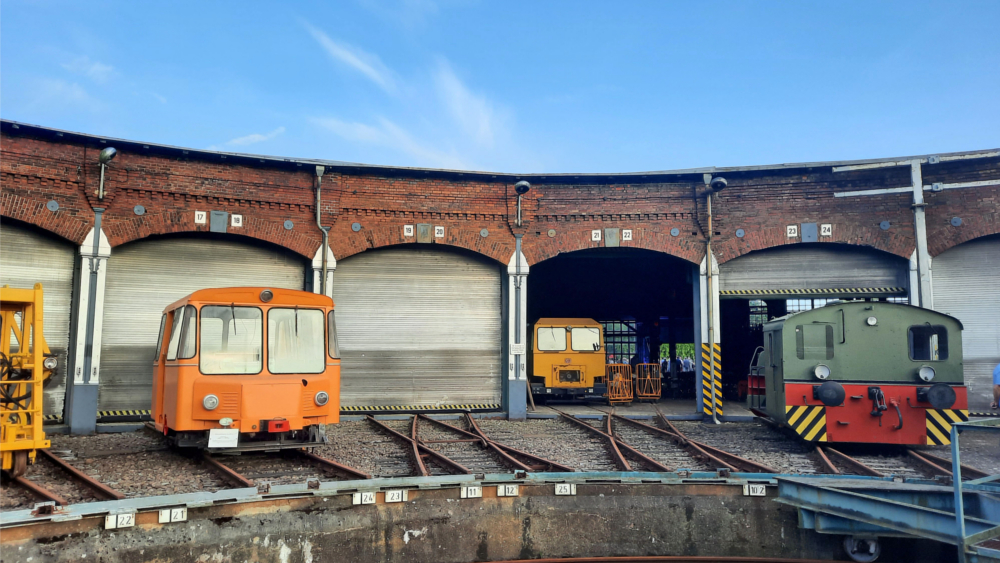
left=224, top=127, right=286, bottom=147
left=311, top=116, right=466, bottom=169
left=24, top=78, right=104, bottom=113
left=302, top=22, right=396, bottom=93
left=61, top=56, right=115, bottom=83
left=434, top=62, right=498, bottom=148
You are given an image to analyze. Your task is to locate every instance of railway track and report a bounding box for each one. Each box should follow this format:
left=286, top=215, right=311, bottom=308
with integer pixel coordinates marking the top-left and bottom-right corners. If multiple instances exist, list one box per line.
left=1, top=414, right=990, bottom=513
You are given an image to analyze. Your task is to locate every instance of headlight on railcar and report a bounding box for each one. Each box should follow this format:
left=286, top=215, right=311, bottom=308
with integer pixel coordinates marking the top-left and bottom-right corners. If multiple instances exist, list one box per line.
left=918, top=366, right=935, bottom=382
left=43, top=357, right=58, bottom=370
left=813, top=364, right=831, bottom=380
left=314, top=391, right=330, bottom=406
left=203, top=394, right=220, bottom=410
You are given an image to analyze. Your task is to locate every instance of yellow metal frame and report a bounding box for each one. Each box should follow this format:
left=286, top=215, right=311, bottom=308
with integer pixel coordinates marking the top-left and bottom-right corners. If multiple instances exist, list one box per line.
left=1, top=284, right=52, bottom=476
left=634, top=363, right=661, bottom=401
left=605, top=364, right=633, bottom=405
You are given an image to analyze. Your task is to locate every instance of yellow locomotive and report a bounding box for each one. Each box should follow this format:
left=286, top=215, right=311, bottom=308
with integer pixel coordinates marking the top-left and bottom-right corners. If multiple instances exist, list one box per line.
left=528, top=318, right=607, bottom=398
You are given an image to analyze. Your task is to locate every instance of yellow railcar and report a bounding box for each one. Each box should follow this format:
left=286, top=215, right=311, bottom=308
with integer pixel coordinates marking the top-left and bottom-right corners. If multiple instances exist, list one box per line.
left=528, top=318, right=607, bottom=398
left=1, top=284, right=55, bottom=477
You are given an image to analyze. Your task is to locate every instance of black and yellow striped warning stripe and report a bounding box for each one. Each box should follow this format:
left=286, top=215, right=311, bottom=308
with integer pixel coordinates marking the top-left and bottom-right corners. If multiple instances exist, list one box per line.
left=341, top=404, right=501, bottom=413
left=720, top=287, right=906, bottom=296
left=926, top=409, right=969, bottom=445
left=99, top=410, right=151, bottom=418
left=701, top=343, right=723, bottom=416
left=785, top=405, right=828, bottom=442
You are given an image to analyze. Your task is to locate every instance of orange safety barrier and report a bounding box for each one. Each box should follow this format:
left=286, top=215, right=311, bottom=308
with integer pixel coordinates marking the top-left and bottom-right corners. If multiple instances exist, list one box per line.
left=605, top=364, right=633, bottom=405
left=634, top=363, right=661, bottom=401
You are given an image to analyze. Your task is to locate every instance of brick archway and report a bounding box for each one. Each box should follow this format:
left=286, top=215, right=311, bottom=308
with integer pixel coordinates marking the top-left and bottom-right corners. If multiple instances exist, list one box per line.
left=330, top=223, right=512, bottom=265
left=525, top=225, right=703, bottom=265
left=1, top=193, right=92, bottom=245
left=714, top=224, right=915, bottom=264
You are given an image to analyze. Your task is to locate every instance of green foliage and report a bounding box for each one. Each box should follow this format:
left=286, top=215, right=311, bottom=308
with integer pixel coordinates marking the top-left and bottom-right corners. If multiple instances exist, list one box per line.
left=660, top=342, right=695, bottom=359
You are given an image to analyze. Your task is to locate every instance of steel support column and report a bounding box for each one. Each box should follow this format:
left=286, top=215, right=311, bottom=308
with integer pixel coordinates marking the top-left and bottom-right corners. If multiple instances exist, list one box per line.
left=65, top=219, right=111, bottom=434
left=911, top=161, right=933, bottom=310
left=698, top=253, right=722, bottom=421
left=311, top=245, right=336, bottom=298
left=505, top=239, right=529, bottom=420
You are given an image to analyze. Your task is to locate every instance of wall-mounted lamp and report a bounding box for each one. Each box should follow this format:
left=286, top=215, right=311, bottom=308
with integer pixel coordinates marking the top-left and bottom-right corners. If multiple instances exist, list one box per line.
left=514, top=181, right=530, bottom=227
left=97, top=147, right=117, bottom=200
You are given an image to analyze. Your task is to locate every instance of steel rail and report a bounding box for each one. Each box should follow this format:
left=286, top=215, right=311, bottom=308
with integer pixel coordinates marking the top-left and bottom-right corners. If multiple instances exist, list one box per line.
left=820, top=447, right=884, bottom=477
left=38, top=449, right=124, bottom=500
left=604, top=414, right=673, bottom=472
left=651, top=409, right=778, bottom=474
left=366, top=415, right=470, bottom=476
left=555, top=411, right=632, bottom=471
left=617, top=413, right=734, bottom=471
left=495, top=556, right=837, bottom=563
left=813, top=446, right=840, bottom=475
left=911, top=449, right=990, bottom=480
left=201, top=453, right=255, bottom=488
left=906, top=449, right=953, bottom=477
left=465, top=413, right=575, bottom=472
left=11, top=476, right=69, bottom=506
left=416, top=414, right=487, bottom=447
left=297, top=450, right=372, bottom=481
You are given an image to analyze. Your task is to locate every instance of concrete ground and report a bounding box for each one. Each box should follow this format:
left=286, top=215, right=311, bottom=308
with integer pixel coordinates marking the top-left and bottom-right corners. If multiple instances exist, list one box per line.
left=526, top=397, right=754, bottom=421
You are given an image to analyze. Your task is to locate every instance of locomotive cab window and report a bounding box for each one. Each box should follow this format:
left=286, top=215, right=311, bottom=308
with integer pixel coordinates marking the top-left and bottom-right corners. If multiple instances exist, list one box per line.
left=154, top=314, right=166, bottom=362
left=328, top=311, right=340, bottom=359
left=537, top=327, right=567, bottom=351
left=200, top=306, right=263, bottom=375
left=909, top=325, right=948, bottom=361
left=795, top=323, right=834, bottom=360
left=166, top=306, right=197, bottom=361
left=571, top=327, right=601, bottom=351
left=268, top=308, right=325, bottom=374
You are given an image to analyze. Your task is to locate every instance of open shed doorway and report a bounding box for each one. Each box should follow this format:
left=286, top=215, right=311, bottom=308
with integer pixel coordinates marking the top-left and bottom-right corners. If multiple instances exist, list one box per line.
left=527, top=247, right=697, bottom=399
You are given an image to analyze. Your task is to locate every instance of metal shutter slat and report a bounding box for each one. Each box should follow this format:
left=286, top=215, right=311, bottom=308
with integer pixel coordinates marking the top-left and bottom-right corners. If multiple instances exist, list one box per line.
left=334, top=248, right=502, bottom=407
left=0, top=223, right=75, bottom=417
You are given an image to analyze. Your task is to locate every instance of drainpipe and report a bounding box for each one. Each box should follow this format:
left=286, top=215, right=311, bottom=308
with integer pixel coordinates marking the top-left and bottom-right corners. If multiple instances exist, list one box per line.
left=910, top=161, right=933, bottom=309
left=315, top=166, right=330, bottom=297
left=514, top=234, right=523, bottom=382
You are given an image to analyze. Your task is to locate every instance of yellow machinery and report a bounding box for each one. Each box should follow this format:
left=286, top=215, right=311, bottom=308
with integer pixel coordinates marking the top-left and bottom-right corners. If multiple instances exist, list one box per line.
left=529, top=318, right=607, bottom=399
left=1, top=284, right=54, bottom=477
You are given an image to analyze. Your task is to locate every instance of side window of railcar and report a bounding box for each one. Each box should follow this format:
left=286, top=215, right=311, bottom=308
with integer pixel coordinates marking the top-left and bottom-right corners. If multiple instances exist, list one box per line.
left=328, top=311, right=340, bottom=359
left=200, top=306, right=263, bottom=375
left=153, top=314, right=166, bottom=362
left=166, top=307, right=185, bottom=360
left=571, top=327, right=601, bottom=351
left=537, top=327, right=567, bottom=351
left=795, top=324, right=834, bottom=360
left=908, top=325, right=948, bottom=361
left=268, top=308, right=325, bottom=374
left=178, top=305, right=197, bottom=360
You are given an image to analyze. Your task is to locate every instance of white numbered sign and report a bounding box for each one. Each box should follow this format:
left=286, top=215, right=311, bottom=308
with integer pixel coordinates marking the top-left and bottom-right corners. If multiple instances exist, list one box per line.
left=622, top=229, right=632, bottom=241
left=384, top=490, right=407, bottom=503
left=461, top=485, right=482, bottom=499
left=352, top=492, right=377, bottom=505
left=743, top=484, right=767, bottom=497
left=434, top=226, right=445, bottom=238
left=591, top=230, right=601, bottom=241
left=820, top=224, right=833, bottom=237
left=194, top=211, right=207, bottom=224
left=554, top=483, right=577, bottom=496
left=497, top=484, right=519, bottom=497
left=231, top=214, right=243, bottom=227
left=106, top=513, right=136, bottom=529
left=158, top=508, right=188, bottom=523
left=786, top=225, right=799, bottom=238
left=403, top=225, right=414, bottom=237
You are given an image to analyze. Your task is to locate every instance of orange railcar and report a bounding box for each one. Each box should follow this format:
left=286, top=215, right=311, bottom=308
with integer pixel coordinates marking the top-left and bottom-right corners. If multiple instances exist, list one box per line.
left=152, top=287, right=340, bottom=452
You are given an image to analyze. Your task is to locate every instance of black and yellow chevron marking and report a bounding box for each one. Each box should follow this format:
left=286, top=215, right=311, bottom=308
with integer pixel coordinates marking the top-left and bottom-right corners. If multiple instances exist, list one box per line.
left=720, top=287, right=906, bottom=296
left=701, top=343, right=723, bottom=416
left=43, top=414, right=63, bottom=423
left=926, top=409, right=969, bottom=445
left=341, top=404, right=500, bottom=413
left=785, top=405, right=828, bottom=442
left=98, top=409, right=151, bottom=418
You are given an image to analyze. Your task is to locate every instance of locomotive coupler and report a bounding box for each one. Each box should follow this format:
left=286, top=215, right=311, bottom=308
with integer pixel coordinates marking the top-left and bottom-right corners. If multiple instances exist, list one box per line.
left=867, top=387, right=887, bottom=425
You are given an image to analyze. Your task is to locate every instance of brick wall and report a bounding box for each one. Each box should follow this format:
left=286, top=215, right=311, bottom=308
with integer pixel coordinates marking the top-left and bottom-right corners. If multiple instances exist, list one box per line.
left=2, top=126, right=998, bottom=266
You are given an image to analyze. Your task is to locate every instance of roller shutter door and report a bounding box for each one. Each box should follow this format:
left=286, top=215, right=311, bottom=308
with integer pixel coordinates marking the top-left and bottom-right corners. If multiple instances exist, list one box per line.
left=0, top=222, right=75, bottom=417
left=334, top=247, right=502, bottom=408
left=932, top=235, right=1000, bottom=412
left=99, top=237, right=306, bottom=411
left=719, top=244, right=908, bottom=299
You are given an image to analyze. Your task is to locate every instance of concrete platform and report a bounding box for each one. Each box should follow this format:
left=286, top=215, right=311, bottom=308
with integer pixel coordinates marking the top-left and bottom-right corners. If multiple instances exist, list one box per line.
left=526, top=398, right=756, bottom=421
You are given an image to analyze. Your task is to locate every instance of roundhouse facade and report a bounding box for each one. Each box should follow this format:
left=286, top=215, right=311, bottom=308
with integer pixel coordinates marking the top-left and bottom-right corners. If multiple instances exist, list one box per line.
left=1, top=119, right=998, bottom=431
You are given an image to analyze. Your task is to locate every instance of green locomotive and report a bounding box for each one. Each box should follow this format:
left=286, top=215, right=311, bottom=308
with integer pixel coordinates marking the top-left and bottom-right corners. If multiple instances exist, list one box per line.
left=747, top=301, right=968, bottom=445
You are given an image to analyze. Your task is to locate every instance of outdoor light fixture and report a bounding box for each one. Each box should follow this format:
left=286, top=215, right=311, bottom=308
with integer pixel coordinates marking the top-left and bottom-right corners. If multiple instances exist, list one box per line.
left=514, top=181, right=530, bottom=226
left=97, top=147, right=117, bottom=200
left=918, top=366, right=935, bottom=382
left=203, top=394, right=220, bottom=410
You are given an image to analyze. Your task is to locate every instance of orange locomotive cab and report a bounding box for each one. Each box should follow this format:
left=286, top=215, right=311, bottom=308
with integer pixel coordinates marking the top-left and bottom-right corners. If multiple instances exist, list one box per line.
left=151, top=287, right=340, bottom=452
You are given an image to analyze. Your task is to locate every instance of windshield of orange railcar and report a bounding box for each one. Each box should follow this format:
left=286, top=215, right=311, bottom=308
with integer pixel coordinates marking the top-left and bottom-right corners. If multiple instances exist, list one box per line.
left=537, top=327, right=566, bottom=351
left=200, top=306, right=263, bottom=374
left=571, top=327, right=601, bottom=351
left=268, top=308, right=325, bottom=373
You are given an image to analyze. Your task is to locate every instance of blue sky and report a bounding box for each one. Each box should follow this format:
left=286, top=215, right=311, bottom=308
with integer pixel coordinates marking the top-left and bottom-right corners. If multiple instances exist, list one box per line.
left=2, top=1, right=999, bottom=173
